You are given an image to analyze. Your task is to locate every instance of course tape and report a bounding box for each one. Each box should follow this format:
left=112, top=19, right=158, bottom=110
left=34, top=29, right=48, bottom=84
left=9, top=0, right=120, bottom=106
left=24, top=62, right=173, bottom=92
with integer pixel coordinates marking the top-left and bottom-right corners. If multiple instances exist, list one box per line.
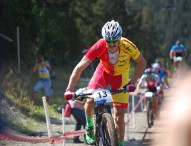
left=0, top=95, right=142, bottom=144
left=53, top=130, right=85, bottom=144
left=0, top=130, right=49, bottom=143
left=0, top=129, right=85, bottom=144
left=125, top=94, right=145, bottom=125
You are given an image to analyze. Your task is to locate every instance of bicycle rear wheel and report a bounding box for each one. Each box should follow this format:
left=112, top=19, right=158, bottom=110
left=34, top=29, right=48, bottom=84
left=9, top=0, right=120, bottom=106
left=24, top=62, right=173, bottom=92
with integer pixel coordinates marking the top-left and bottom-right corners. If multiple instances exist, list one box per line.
left=101, top=113, right=118, bottom=146
left=147, top=100, right=154, bottom=128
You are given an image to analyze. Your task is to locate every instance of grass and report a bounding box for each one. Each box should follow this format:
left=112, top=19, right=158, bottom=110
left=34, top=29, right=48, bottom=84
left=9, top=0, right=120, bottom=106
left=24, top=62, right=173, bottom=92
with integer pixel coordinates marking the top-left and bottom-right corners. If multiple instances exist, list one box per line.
left=0, top=61, right=137, bottom=135
left=0, top=64, right=73, bottom=134
left=33, top=65, right=90, bottom=106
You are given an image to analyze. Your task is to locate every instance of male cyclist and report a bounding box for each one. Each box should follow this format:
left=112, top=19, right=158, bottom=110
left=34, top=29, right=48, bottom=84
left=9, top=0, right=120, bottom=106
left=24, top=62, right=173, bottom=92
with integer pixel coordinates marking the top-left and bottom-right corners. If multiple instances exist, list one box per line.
left=152, top=62, right=170, bottom=89
left=136, top=68, right=161, bottom=115
left=64, top=20, right=147, bottom=146
left=169, top=40, right=187, bottom=71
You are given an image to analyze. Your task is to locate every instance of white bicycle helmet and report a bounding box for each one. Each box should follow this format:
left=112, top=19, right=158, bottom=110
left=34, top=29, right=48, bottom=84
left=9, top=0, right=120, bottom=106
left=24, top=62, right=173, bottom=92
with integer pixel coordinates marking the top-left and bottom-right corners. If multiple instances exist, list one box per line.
left=101, top=20, right=122, bottom=41
left=152, top=63, right=160, bottom=69
left=144, top=68, right=153, bottom=74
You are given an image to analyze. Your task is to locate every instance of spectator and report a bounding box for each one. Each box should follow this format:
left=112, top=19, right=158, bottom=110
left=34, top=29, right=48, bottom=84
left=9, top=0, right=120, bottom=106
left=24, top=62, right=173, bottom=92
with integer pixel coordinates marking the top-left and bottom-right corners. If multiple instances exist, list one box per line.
left=31, top=55, right=52, bottom=104
left=68, top=88, right=86, bottom=143
left=58, top=88, right=86, bottom=143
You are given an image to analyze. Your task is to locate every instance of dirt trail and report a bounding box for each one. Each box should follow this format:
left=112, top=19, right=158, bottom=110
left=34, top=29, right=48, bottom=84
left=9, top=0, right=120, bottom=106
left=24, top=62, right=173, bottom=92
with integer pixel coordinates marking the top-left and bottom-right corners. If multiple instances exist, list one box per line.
left=0, top=78, right=178, bottom=146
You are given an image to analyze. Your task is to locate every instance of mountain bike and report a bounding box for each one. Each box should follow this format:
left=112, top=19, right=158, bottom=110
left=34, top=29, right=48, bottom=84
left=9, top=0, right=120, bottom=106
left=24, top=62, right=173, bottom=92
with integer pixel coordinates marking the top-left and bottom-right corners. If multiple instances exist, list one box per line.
left=144, top=91, right=157, bottom=128
left=65, top=87, right=132, bottom=146
left=156, top=85, right=163, bottom=106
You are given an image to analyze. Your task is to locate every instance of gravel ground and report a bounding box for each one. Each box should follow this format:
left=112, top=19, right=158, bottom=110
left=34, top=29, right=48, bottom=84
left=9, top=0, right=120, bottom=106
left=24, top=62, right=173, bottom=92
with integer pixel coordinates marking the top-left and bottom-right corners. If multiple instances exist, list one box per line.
left=0, top=87, right=173, bottom=146
left=0, top=111, right=148, bottom=146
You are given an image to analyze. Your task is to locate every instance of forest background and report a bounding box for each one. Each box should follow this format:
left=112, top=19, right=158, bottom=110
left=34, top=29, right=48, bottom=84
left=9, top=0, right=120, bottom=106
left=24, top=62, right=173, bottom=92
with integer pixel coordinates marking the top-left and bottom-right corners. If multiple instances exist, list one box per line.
left=1, top=0, right=191, bottom=68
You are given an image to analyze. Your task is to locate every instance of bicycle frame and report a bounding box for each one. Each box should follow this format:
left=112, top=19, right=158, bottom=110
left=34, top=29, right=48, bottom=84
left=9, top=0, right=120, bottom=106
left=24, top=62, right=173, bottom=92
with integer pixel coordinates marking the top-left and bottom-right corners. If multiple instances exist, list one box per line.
left=74, top=88, right=127, bottom=146
left=65, top=87, right=131, bottom=146
left=145, top=91, right=156, bottom=128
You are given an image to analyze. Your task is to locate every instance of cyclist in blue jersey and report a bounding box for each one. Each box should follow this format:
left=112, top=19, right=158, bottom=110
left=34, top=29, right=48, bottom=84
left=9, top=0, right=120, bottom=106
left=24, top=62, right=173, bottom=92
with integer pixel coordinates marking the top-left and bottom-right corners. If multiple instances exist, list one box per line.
left=152, top=62, right=170, bottom=89
left=169, top=40, right=187, bottom=71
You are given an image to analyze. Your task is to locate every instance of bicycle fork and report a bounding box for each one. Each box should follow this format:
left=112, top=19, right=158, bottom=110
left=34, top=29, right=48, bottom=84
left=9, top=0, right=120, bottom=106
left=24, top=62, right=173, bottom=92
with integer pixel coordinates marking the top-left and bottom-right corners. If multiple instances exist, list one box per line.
left=94, top=106, right=110, bottom=146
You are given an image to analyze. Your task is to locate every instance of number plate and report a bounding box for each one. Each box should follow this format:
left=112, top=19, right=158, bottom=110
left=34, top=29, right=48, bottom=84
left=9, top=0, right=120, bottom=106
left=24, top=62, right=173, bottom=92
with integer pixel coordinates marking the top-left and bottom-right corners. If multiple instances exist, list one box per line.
left=145, top=92, right=153, bottom=98
left=176, top=56, right=182, bottom=61
left=92, top=89, right=112, bottom=103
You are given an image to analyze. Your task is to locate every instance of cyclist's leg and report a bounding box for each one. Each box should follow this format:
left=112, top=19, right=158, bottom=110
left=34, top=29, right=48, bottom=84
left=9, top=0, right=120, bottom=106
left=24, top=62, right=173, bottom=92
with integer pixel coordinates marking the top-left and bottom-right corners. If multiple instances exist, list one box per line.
left=110, top=72, right=129, bottom=146
left=86, top=64, right=106, bottom=144
left=162, top=76, right=170, bottom=88
left=84, top=99, right=94, bottom=126
left=174, top=61, right=178, bottom=72
left=84, top=98, right=95, bottom=144
left=180, top=60, right=183, bottom=68
left=153, top=95, right=159, bottom=118
left=143, top=94, right=147, bottom=112
left=159, top=83, right=164, bottom=99
left=86, top=64, right=106, bottom=121
left=173, top=57, right=178, bottom=72
left=113, top=106, right=127, bottom=146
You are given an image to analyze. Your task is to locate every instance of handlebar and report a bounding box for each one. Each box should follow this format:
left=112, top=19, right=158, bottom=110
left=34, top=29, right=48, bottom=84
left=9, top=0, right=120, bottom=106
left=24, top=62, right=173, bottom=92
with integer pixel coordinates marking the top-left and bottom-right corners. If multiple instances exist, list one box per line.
left=64, top=87, right=134, bottom=101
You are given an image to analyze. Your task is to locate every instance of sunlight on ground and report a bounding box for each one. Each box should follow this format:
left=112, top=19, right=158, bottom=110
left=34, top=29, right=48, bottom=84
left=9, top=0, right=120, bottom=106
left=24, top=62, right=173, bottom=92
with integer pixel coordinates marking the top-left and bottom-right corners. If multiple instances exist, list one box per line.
left=152, top=67, right=191, bottom=146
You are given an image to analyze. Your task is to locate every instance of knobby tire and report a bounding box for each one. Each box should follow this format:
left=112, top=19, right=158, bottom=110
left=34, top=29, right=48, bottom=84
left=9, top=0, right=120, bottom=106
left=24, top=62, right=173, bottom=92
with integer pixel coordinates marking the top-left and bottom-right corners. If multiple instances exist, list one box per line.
left=95, top=113, right=118, bottom=146
left=147, top=100, right=154, bottom=128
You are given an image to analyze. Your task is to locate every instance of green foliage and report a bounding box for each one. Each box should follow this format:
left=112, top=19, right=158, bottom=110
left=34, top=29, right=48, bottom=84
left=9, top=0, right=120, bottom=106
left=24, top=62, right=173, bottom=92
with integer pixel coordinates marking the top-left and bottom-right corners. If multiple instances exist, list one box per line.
left=0, top=0, right=165, bottom=66
left=0, top=63, right=62, bottom=134
left=1, top=0, right=191, bottom=85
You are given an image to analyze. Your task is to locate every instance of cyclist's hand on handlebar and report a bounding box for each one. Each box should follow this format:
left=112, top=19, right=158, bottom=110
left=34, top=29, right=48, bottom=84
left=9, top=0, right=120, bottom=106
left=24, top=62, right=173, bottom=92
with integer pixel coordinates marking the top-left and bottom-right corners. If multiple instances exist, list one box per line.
left=137, top=92, right=141, bottom=96
left=124, top=82, right=136, bottom=92
left=64, top=91, right=76, bottom=100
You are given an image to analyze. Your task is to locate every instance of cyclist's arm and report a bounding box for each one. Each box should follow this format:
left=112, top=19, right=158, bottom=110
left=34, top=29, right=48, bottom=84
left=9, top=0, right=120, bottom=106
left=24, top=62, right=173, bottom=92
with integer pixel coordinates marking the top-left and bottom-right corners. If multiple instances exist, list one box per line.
left=169, top=50, right=174, bottom=59
left=163, top=67, right=172, bottom=77
left=184, top=48, right=188, bottom=56
left=169, top=45, right=176, bottom=59
left=129, top=54, right=147, bottom=84
left=66, top=56, right=91, bottom=92
left=136, top=75, right=147, bottom=93
left=154, top=74, right=162, bottom=84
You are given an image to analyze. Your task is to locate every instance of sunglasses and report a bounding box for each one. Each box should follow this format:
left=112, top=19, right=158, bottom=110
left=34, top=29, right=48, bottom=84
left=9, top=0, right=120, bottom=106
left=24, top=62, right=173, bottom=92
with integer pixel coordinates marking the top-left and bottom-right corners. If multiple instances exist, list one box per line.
left=106, top=38, right=120, bottom=44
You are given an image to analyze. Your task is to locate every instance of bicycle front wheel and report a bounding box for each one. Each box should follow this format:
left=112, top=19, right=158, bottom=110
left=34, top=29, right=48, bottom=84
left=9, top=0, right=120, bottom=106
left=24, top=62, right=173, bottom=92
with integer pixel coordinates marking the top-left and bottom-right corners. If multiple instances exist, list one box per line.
left=101, top=113, right=118, bottom=146
left=147, top=100, right=154, bottom=128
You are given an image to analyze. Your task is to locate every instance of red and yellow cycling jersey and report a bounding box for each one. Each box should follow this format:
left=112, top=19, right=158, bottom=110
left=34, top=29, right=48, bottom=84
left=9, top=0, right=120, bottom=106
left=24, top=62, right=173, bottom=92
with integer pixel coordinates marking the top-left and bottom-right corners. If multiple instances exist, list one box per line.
left=86, top=37, right=140, bottom=76
left=86, top=37, right=141, bottom=108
